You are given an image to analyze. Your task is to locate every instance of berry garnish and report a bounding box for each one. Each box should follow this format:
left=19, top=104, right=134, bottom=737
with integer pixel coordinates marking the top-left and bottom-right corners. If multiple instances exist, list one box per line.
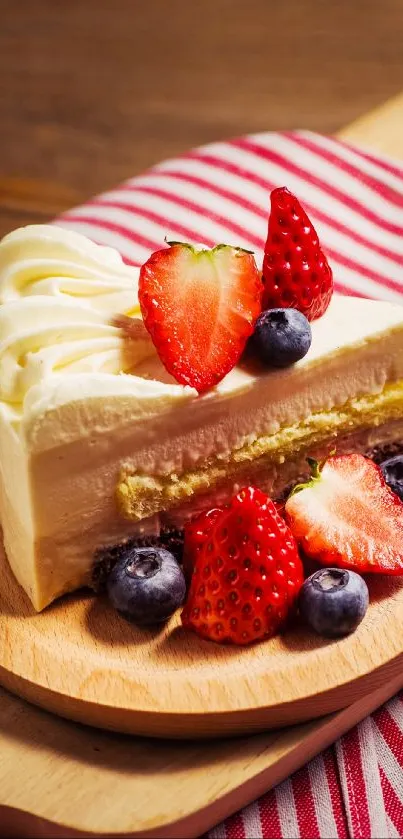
left=183, top=508, right=222, bottom=583
left=106, top=546, right=186, bottom=625
left=299, top=568, right=369, bottom=638
left=262, top=187, right=333, bottom=321
left=250, top=307, right=312, bottom=367
left=181, top=486, right=304, bottom=645
left=285, top=454, right=403, bottom=574
left=380, top=455, right=403, bottom=501
left=139, top=242, right=262, bottom=393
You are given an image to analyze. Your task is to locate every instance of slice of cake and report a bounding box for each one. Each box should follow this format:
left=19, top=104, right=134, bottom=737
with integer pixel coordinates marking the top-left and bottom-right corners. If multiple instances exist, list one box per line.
left=1, top=214, right=403, bottom=611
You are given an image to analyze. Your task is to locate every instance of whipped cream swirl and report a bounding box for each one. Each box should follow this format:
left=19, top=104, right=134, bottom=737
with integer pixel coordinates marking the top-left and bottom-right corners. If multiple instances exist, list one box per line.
left=0, top=226, right=157, bottom=406
left=0, top=225, right=140, bottom=316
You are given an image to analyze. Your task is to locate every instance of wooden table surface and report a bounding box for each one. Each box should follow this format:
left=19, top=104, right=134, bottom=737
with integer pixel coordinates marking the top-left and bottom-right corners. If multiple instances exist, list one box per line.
left=1, top=0, right=403, bottom=237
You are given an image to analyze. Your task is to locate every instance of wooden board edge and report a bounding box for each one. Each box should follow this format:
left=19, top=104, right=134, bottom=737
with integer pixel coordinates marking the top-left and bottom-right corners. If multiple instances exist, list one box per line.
left=162, top=672, right=403, bottom=839
left=0, top=671, right=401, bottom=838
left=1, top=650, right=402, bottom=738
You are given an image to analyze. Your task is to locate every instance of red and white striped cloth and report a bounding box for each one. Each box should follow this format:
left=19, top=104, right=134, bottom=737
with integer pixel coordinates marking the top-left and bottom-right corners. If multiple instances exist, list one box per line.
left=56, top=131, right=403, bottom=838
left=208, top=695, right=403, bottom=839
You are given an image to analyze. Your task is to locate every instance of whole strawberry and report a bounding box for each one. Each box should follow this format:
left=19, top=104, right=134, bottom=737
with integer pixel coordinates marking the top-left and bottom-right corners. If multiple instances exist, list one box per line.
left=181, top=487, right=304, bottom=645
left=183, top=507, right=221, bottom=583
left=285, top=454, right=403, bottom=574
left=262, top=187, right=333, bottom=321
left=139, top=242, right=262, bottom=393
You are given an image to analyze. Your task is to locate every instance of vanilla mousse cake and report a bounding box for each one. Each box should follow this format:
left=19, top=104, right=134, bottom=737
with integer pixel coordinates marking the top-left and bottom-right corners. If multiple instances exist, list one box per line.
left=1, top=225, right=403, bottom=611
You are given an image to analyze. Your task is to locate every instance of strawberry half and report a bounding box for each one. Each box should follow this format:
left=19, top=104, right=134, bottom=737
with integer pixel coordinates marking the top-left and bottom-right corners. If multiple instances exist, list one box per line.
left=285, top=454, right=403, bottom=574
left=181, top=487, right=304, bottom=645
left=262, top=187, right=333, bottom=321
left=139, top=243, right=262, bottom=393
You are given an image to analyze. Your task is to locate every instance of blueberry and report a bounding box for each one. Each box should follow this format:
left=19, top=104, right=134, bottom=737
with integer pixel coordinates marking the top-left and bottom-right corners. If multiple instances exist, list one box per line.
left=251, top=308, right=312, bottom=368
left=106, top=546, right=186, bottom=625
left=299, top=568, right=369, bottom=638
left=380, top=455, right=403, bottom=501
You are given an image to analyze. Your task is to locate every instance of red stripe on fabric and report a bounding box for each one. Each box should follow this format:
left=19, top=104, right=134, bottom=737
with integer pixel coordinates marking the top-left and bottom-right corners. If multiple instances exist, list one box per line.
left=184, top=151, right=403, bottom=272
left=324, top=245, right=403, bottom=295
left=380, top=766, right=403, bottom=835
left=94, top=195, right=384, bottom=296
left=232, top=137, right=403, bottom=236
left=130, top=168, right=403, bottom=268
left=185, top=149, right=278, bottom=194
left=118, top=183, right=264, bottom=249
left=224, top=810, right=245, bottom=839
left=341, top=727, right=371, bottom=838
left=373, top=705, right=403, bottom=761
left=323, top=748, right=349, bottom=839
left=324, top=224, right=403, bottom=268
left=59, top=214, right=159, bottom=254
left=89, top=199, right=216, bottom=249
left=284, top=132, right=403, bottom=208
left=138, top=168, right=269, bottom=218
left=258, top=788, right=283, bottom=839
left=292, top=766, right=321, bottom=838
left=337, top=138, right=403, bottom=178
left=333, top=283, right=367, bottom=299
left=57, top=211, right=370, bottom=299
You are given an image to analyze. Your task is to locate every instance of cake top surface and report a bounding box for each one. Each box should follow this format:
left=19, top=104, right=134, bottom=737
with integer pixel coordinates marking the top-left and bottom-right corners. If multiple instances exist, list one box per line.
left=1, top=225, right=403, bottom=427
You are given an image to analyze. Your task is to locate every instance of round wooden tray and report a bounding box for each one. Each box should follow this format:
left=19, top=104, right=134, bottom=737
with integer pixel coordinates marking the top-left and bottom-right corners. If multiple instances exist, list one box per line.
left=0, top=543, right=402, bottom=738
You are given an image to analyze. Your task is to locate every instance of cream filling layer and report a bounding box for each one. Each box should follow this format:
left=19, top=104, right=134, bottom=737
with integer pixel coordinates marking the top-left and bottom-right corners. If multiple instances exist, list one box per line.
left=117, top=380, right=403, bottom=520
left=2, top=411, right=403, bottom=612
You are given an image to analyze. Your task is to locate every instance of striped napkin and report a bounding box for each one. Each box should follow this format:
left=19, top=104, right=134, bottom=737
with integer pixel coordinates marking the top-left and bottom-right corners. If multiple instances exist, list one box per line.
left=57, top=131, right=403, bottom=839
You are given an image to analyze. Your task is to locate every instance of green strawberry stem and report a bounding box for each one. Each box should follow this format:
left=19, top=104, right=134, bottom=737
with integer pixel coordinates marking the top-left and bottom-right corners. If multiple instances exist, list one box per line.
left=165, top=239, right=194, bottom=250
left=165, top=239, right=254, bottom=256
left=307, top=456, right=321, bottom=477
left=289, top=457, right=322, bottom=497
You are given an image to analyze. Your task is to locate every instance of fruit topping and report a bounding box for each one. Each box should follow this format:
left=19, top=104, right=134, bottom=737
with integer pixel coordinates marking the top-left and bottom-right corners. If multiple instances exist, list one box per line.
left=380, top=455, right=403, bottom=501
left=92, top=531, right=184, bottom=591
left=181, top=486, right=304, bottom=645
left=299, top=568, right=369, bottom=638
left=183, top=507, right=222, bottom=583
left=262, top=187, right=333, bottom=321
left=285, top=454, right=403, bottom=574
left=250, top=307, right=312, bottom=367
left=138, top=242, right=262, bottom=393
left=106, top=546, right=186, bottom=625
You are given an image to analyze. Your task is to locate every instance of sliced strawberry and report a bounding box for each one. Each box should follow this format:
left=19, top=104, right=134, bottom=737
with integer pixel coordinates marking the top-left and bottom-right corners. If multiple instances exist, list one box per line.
left=262, top=187, right=333, bottom=321
left=139, top=243, right=262, bottom=393
left=285, top=454, right=403, bottom=574
left=183, top=508, right=222, bottom=583
left=181, top=486, right=304, bottom=645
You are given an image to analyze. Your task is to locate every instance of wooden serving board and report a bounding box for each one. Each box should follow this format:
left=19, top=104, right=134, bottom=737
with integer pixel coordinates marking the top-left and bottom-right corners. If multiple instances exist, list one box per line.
left=0, top=673, right=401, bottom=839
left=1, top=93, right=403, bottom=836
left=0, top=541, right=402, bottom=738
